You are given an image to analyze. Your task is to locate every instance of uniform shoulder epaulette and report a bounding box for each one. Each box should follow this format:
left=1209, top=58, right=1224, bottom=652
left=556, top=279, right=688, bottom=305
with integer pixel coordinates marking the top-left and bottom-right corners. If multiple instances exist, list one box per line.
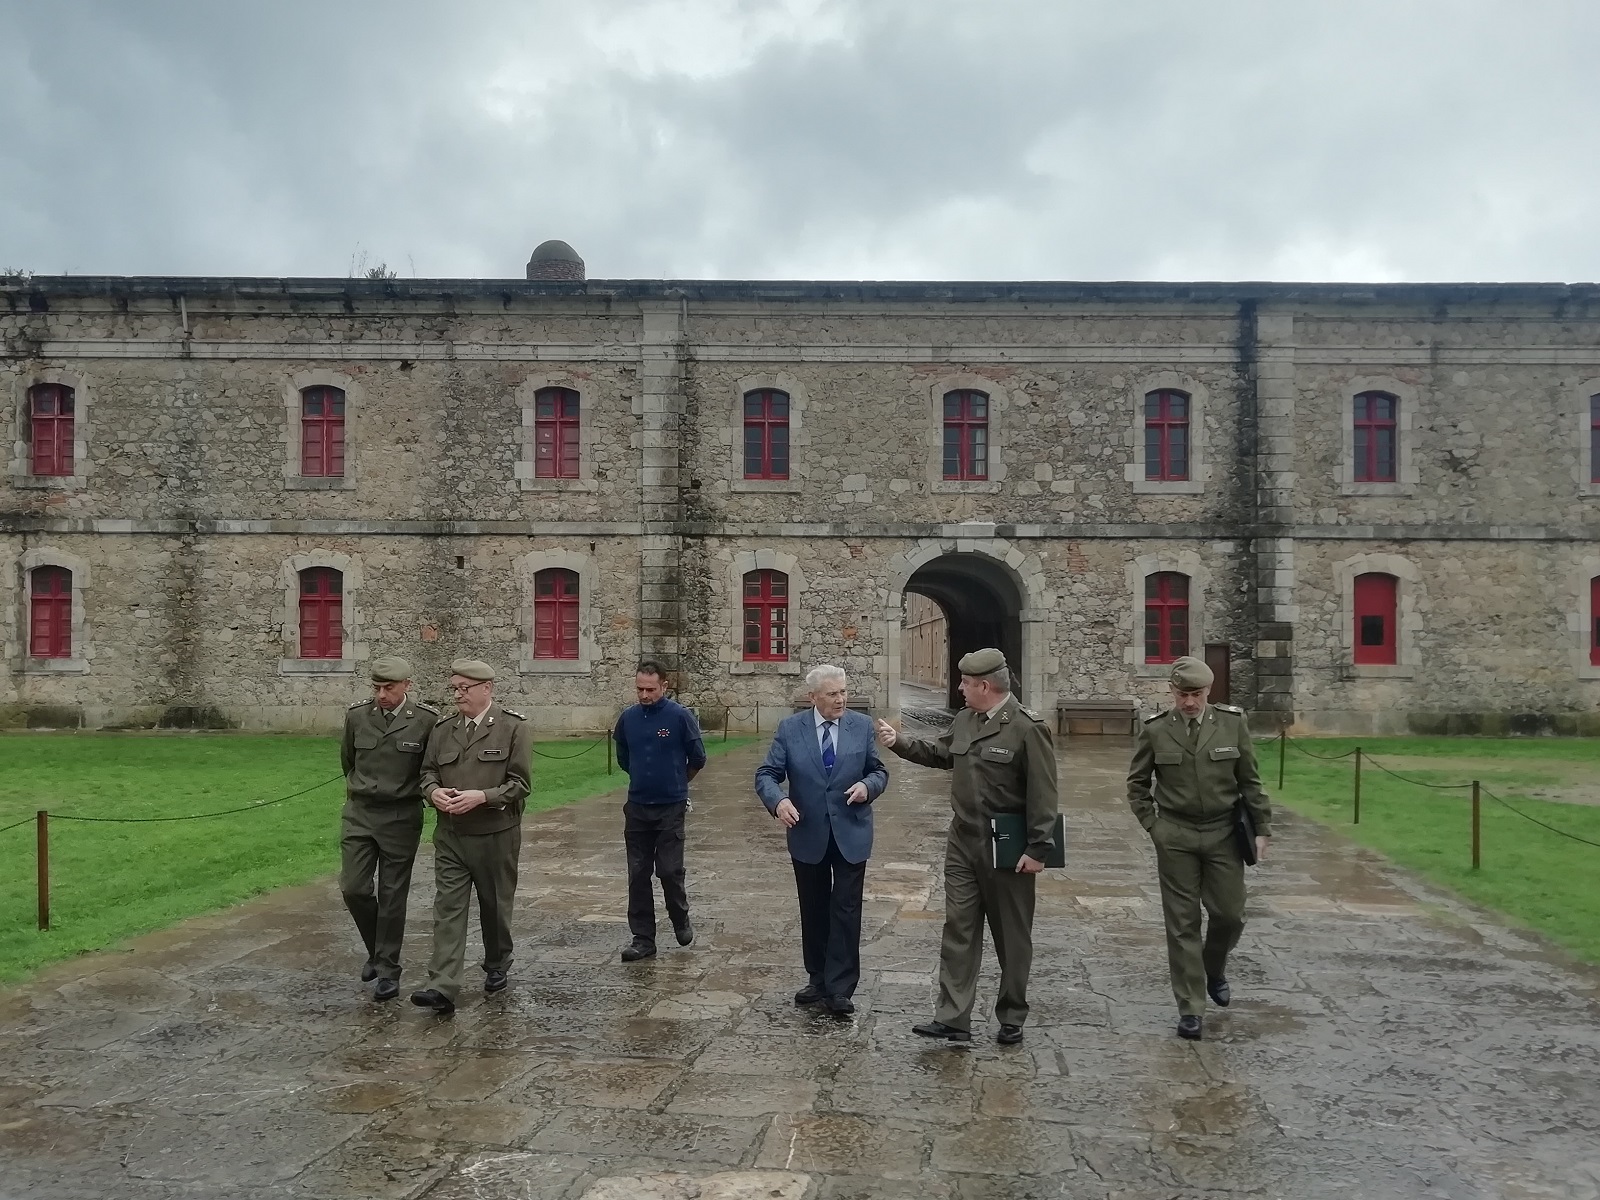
left=1143, top=710, right=1167, bottom=724
left=347, top=699, right=370, bottom=710
left=414, top=701, right=439, bottom=714
left=1215, top=704, right=1245, bottom=714
left=501, top=707, right=527, bottom=721
left=434, top=712, right=456, bottom=726
left=1018, top=705, right=1043, bottom=723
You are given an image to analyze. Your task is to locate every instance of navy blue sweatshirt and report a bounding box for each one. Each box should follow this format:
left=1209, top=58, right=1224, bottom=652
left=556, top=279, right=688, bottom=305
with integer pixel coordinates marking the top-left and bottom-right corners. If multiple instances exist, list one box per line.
left=613, top=698, right=707, bottom=805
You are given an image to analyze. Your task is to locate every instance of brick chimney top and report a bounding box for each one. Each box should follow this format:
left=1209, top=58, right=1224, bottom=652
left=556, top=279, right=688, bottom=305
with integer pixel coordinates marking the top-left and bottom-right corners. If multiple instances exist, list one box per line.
left=526, top=240, right=585, bottom=281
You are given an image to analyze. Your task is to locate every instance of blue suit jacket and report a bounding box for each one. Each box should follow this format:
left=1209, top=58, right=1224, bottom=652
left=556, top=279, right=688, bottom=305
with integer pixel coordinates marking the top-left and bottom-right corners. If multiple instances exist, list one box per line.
left=754, top=709, right=889, bottom=865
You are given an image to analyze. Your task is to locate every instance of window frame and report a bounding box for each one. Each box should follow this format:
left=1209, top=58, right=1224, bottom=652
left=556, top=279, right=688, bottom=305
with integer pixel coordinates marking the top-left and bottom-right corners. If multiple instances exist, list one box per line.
left=741, top=569, right=790, bottom=662
left=1352, top=572, right=1398, bottom=665
left=1142, top=390, right=1190, bottom=483
left=1591, top=575, right=1600, bottom=669
left=742, top=388, right=791, bottom=481
left=532, top=567, right=581, bottom=660
left=1338, top=378, right=1417, bottom=497
left=1142, top=572, right=1190, bottom=665
left=283, top=372, right=359, bottom=490
left=941, top=389, right=990, bottom=482
left=17, top=548, right=91, bottom=673
left=1590, top=393, right=1600, bottom=487
left=28, top=384, right=76, bottom=478
left=533, top=387, right=581, bottom=481
left=11, top=371, right=90, bottom=491
left=298, top=385, right=347, bottom=479
left=1352, top=391, right=1398, bottom=484
left=28, top=565, right=74, bottom=659
left=297, top=567, right=345, bottom=660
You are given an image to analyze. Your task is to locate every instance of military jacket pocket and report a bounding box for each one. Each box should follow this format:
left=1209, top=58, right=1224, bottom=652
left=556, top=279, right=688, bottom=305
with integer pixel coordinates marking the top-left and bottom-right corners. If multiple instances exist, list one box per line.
left=477, top=748, right=508, bottom=761
left=1208, top=746, right=1240, bottom=760
left=353, top=734, right=380, bottom=750
left=433, top=747, right=461, bottom=765
left=979, top=745, right=1015, bottom=762
left=1154, top=752, right=1184, bottom=765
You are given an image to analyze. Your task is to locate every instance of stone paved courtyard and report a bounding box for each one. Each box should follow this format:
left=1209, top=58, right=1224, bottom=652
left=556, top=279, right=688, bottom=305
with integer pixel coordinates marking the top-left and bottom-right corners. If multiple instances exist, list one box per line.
left=3, top=735, right=1600, bottom=1199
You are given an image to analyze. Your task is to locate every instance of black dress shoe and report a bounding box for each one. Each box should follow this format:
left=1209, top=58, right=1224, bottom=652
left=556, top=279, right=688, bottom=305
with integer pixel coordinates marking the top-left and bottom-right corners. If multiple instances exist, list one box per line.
left=794, top=983, right=825, bottom=1006
left=912, top=1020, right=972, bottom=1042
left=824, top=995, right=855, bottom=1017
left=360, top=959, right=378, bottom=983
left=1177, top=1015, right=1203, bottom=1040
left=483, top=969, right=508, bottom=994
left=1207, top=976, right=1231, bottom=1007
left=620, top=940, right=657, bottom=962
left=997, top=1023, right=1024, bottom=1044
left=373, top=978, right=399, bottom=1002
left=673, top=919, right=694, bottom=947
left=410, top=988, right=455, bottom=1013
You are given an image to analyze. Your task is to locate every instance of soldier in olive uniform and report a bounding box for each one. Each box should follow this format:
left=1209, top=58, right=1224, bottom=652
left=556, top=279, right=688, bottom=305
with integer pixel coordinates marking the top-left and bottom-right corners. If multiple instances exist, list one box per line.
left=876, top=648, right=1059, bottom=1045
left=339, top=656, right=438, bottom=1002
left=409, top=659, right=532, bottom=1014
left=1127, top=656, right=1273, bottom=1040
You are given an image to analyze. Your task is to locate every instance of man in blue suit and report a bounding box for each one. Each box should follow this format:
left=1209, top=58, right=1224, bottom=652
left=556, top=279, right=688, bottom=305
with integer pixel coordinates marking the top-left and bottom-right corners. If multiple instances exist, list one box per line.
left=755, top=665, right=889, bottom=1016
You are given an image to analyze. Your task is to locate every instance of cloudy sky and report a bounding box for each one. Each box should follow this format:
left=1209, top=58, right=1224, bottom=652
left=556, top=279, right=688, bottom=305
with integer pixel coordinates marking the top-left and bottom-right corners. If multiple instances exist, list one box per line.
left=3, top=0, right=1597, bottom=283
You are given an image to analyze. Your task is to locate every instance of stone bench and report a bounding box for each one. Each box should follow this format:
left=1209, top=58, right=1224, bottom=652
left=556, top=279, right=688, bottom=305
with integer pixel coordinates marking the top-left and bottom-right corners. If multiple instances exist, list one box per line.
left=1057, top=699, right=1140, bottom=736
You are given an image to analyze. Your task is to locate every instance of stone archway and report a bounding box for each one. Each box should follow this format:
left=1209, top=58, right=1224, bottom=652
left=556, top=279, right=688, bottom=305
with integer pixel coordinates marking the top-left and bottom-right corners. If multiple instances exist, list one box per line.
left=883, top=537, right=1050, bottom=716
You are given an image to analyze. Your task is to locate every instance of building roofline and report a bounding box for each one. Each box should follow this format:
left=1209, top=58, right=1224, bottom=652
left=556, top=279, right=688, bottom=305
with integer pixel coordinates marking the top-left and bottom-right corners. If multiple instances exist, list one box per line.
left=5, top=275, right=1600, bottom=307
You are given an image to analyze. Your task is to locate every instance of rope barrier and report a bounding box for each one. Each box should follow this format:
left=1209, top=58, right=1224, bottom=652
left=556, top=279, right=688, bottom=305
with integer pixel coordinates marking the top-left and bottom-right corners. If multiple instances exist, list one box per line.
left=45, top=774, right=345, bottom=824
left=1361, top=756, right=1475, bottom=791
left=530, top=740, right=607, bottom=761
left=0, top=816, right=33, bottom=837
left=1288, top=739, right=1359, bottom=762
left=1480, top=786, right=1600, bottom=849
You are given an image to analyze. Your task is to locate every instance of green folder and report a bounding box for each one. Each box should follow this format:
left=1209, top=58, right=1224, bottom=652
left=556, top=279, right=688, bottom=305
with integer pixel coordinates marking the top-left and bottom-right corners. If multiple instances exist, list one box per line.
left=989, top=811, right=1066, bottom=870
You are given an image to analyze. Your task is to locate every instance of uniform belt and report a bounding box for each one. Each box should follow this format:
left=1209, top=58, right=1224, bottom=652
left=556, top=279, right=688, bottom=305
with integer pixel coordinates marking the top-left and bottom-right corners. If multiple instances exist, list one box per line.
left=1155, top=807, right=1234, bottom=832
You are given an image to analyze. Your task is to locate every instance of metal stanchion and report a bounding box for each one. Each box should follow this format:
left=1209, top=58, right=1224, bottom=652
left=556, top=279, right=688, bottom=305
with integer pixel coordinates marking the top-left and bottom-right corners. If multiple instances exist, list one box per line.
left=36, top=810, right=50, bottom=932
left=1353, top=747, right=1363, bottom=825
left=1471, top=780, right=1481, bottom=870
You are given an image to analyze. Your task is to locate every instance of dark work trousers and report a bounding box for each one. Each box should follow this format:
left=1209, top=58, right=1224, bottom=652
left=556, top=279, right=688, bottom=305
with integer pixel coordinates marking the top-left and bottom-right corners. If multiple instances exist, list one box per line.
left=339, top=799, right=424, bottom=982
left=791, top=832, right=867, bottom=1000
left=624, top=801, right=689, bottom=946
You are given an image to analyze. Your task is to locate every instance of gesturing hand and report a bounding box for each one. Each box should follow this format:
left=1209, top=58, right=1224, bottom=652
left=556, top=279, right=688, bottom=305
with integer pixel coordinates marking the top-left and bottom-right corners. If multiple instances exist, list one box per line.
left=775, top=798, right=801, bottom=828
left=874, top=719, right=897, bottom=747
left=844, top=782, right=869, bottom=805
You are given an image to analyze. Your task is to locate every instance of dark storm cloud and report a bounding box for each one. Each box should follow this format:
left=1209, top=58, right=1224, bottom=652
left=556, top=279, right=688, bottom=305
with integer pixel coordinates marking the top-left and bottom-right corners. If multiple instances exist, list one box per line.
left=2, top=0, right=1598, bottom=281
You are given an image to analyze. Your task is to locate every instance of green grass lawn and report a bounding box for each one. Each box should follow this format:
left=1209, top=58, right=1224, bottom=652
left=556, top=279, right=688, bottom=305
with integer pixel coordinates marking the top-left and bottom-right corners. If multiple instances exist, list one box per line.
left=0, top=732, right=753, bottom=982
left=1266, top=735, right=1600, bottom=963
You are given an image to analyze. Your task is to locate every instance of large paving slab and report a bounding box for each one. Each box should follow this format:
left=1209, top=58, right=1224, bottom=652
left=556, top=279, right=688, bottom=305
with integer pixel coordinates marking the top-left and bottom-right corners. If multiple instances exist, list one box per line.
left=3, top=734, right=1600, bottom=1198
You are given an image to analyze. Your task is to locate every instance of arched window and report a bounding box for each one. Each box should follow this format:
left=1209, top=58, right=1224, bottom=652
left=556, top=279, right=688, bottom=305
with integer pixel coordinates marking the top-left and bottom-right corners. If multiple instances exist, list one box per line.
left=1143, top=572, right=1189, bottom=664
left=1590, top=394, right=1599, bottom=485
left=1143, top=389, right=1190, bottom=482
left=29, top=566, right=73, bottom=658
left=533, top=568, right=580, bottom=660
left=742, top=569, right=789, bottom=661
left=1353, top=573, right=1398, bottom=665
left=942, top=390, right=989, bottom=481
left=743, top=389, right=790, bottom=480
left=534, top=387, right=580, bottom=480
left=1353, top=392, right=1398, bottom=483
left=300, top=386, right=346, bottom=478
left=298, top=567, right=343, bottom=659
left=29, top=384, right=75, bottom=477
left=1591, top=575, right=1600, bottom=667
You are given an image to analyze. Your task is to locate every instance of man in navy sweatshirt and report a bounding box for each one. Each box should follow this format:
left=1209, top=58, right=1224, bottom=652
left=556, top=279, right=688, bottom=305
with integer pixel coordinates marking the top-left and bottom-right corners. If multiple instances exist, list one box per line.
left=612, top=661, right=707, bottom=962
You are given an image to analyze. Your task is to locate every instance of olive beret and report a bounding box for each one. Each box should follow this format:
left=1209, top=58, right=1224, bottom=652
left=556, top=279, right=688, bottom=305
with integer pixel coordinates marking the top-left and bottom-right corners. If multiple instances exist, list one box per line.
left=1169, top=655, right=1214, bottom=690
left=957, top=647, right=1007, bottom=676
left=448, top=658, right=496, bottom=682
left=368, top=655, right=413, bottom=683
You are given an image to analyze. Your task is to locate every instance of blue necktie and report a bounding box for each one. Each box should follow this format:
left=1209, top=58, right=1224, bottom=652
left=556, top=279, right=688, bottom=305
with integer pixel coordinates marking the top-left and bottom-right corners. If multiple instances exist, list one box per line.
left=821, top=721, right=836, bottom=773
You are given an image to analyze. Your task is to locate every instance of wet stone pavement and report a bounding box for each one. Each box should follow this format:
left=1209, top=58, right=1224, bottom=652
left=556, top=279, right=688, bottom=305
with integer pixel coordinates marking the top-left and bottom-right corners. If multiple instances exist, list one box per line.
left=4, top=736, right=1600, bottom=1199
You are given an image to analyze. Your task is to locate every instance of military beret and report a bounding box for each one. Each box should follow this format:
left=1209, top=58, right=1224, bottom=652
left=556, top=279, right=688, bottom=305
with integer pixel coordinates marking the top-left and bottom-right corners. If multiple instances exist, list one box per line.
left=448, top=658, right=496, bottom=682
left=957, top=647, right=1007, bottom=676
left=1169, top=656, right=1214, bottom=690
left=369, top=655, right=413, bottom=683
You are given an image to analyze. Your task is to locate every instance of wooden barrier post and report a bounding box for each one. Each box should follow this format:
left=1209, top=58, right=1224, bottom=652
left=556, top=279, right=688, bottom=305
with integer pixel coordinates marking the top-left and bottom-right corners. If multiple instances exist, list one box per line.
left=606, top=730, right=613, bottom=775
left=1277, top=727, right=1286, bottom=790
left=36, top=810, right=50, bottom=932
left=1471, top=780, right=1481, bottom=870
left=1353, top=748, right=1363, bottom=825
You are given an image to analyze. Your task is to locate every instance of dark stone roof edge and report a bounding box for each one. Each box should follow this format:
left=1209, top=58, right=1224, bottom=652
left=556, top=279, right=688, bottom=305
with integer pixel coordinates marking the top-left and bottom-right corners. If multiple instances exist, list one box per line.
left=6, top=276, right=1600, bottom=307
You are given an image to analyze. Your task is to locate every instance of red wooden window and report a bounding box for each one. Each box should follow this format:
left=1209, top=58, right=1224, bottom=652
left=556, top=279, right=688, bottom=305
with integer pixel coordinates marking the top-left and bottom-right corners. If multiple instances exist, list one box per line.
left=1591, top=576, right=1600, bottom=668
left=1353, top=573, right=1398, bottom=665
left=742, top=569, right=789, bottom=661
left=742, top=389, right=790, bottom=480
left=942, top=390, right=988, bottom=481
left=534, top=387, right=580, bottom=479
left=1144, top=390, right=1190, bottom=481
left=1353, top=391, right=1398, bottom=483
left=29, top=384, right=75, bottom=477
left=28, top=566, right=73, bottom=659
left=533, top=568, right=580, bottom=660
left=1590, top=394, right=1599, bottom=484
left=298, top=567, right=343, bottom=659
left=300, top=386, right=346, bottom=478
left=1143, top=572, right=1190, bottom=664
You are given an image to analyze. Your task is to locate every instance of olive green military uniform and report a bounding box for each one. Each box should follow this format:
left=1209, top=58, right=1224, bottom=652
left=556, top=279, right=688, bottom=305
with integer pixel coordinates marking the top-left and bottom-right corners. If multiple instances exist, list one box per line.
left=418, top=699, right=533, bottom=1002
left=1127, top=697, right=1272, bottom=1017
left=339, top=664, right=437, bottom=983
left=890, top=680, right=1059, bottom=1033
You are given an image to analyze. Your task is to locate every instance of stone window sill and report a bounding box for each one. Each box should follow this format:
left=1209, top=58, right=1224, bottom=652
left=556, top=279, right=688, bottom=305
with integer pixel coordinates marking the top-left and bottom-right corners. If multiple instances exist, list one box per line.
left=519, top=657, right=594, bottom=676
left=932, top=480, right=1004, bottom=494
left=12, top=475, right=87, bottom=490
left=1341, top=663, right=1415, bottom=679
left=731, top=661, right=804, bottom=676
left=1132, top=479, right=1205, bottom=495
left=285, top=477, right=356, bottom=491
left=1579, top=485, right=1600, bottom=498
left=1574, top=663, right=1600, bottom=680
left=1132, top=661, right=1185, bottom=679
left=519, top=476, right=598, bottom=493
left=731, top=479, right=803, bottom=494
left=1339, top=482, right=1415, bottom=497
left=279, top=658, right=356, bottom=676
left=21, top=658, right=89, bottom=675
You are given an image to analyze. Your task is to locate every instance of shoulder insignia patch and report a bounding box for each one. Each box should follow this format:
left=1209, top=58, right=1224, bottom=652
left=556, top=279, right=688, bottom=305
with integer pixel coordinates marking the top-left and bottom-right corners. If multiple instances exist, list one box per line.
left=1215, top=704, right=1245, bottom=714
left=347, top=699, right=370, bottom=710
left=415, top=701, right=439, bottom=714
left=1018, top=705, right=1042, bottom=722
left=434, top=713, right=455, bottom=726
left=501, top=708, right=527, bottom=721
left=1144, top=710, right=1167, bottom=724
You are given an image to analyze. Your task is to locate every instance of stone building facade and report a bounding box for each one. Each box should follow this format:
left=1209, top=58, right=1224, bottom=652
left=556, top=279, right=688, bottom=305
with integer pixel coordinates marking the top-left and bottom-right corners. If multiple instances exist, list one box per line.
left=4, top=257, right=1599, bottom=734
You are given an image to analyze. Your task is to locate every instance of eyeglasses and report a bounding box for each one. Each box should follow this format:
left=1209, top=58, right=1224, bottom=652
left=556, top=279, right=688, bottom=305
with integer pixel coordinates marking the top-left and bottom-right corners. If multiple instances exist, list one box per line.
left=447, top=682, right=489, bottom=695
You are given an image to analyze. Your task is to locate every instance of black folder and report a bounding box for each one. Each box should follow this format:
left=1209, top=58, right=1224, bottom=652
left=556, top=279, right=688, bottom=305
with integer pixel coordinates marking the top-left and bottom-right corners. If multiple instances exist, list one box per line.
left=989, top=812, right=1067, bottom=869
